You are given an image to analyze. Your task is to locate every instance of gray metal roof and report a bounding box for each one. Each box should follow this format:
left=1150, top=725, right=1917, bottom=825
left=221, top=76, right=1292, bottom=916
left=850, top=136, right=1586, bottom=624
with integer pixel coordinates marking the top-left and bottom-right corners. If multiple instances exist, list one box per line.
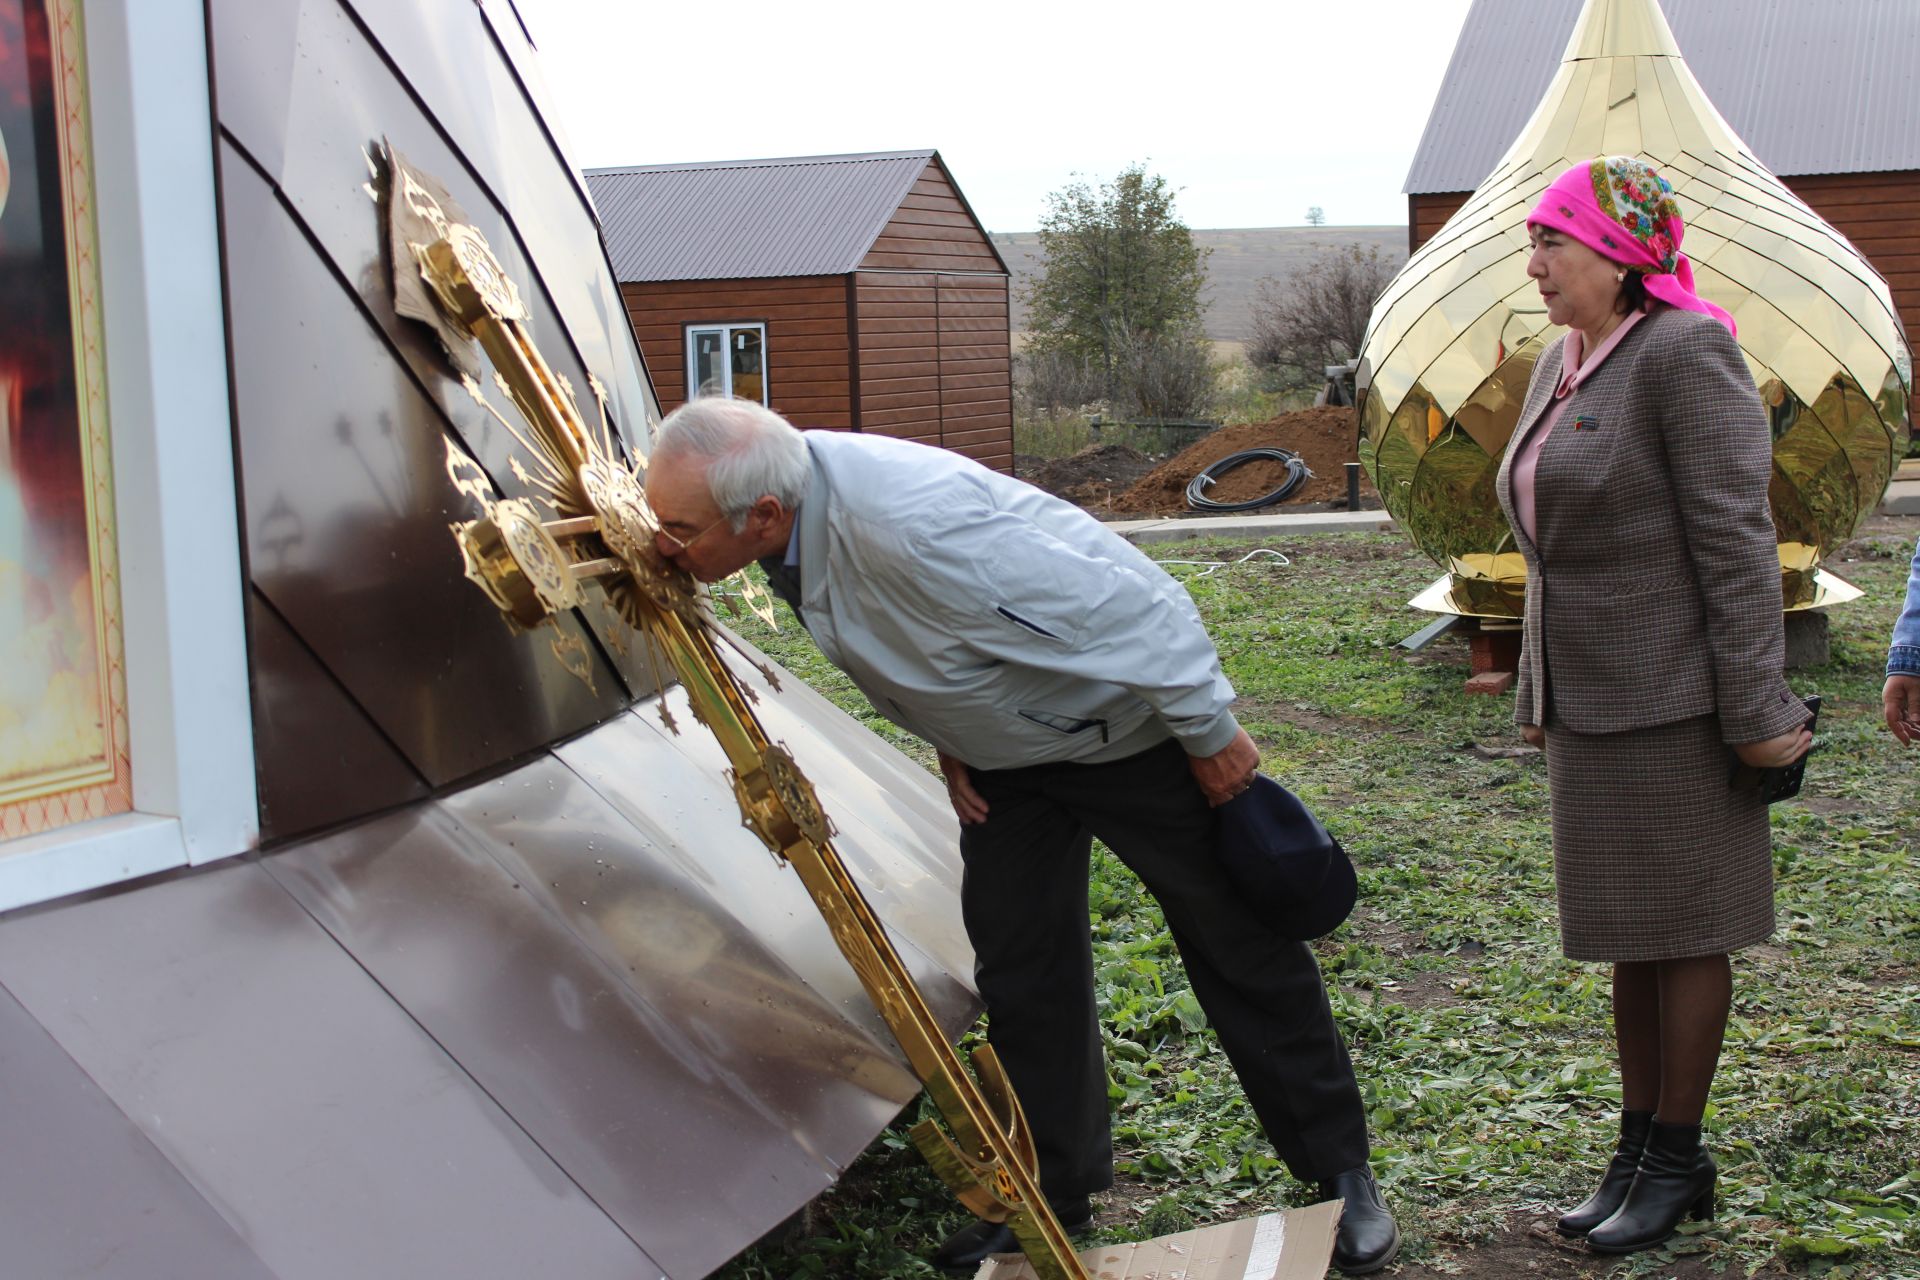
left=585, top=150, right=940, bottom=282
left=1407, top=0, right=1920, bottom=193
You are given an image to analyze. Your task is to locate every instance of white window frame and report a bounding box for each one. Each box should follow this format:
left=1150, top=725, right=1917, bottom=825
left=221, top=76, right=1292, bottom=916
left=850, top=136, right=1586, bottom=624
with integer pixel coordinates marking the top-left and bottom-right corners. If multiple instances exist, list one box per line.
left=684, top=321, right=769, bottom=406
left=0, top=0, right=257, bottom=913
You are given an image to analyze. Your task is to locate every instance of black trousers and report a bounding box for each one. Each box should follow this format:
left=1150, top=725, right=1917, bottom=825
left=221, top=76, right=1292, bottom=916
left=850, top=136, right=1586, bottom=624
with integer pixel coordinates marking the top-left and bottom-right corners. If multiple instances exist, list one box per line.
left=959, top=738, right=1370, bottom=1200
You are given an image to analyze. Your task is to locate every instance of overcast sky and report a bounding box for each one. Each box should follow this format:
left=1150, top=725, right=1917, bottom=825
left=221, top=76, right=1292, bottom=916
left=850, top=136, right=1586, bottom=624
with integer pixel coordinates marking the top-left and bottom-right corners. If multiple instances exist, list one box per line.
left=512, top=0, right=1476, bottom=233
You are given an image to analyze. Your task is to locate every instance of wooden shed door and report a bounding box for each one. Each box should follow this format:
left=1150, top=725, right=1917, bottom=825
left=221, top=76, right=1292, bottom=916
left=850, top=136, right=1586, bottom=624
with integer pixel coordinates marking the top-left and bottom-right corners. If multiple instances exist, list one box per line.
left=936, top=274, right=1011, bottom=470
left=855, top=270, right=1011, bottom=471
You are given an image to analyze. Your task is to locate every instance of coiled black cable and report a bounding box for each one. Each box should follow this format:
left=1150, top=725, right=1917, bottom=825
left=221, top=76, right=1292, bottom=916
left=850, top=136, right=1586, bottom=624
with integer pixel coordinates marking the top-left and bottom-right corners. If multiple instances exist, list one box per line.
left=1184, top=447, right=1312, bottom=512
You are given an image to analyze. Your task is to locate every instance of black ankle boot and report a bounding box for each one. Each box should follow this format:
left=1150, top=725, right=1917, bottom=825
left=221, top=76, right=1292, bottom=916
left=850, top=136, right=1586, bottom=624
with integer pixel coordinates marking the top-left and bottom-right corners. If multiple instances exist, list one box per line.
left=1318, top=1165, right=1401, bottom=1275
left=1557, top=1109, right=1653, bottom=1237
left=929, top=1198, right=1092, bottom=1273
left=1586, top=1118, right=1716, bottom=1254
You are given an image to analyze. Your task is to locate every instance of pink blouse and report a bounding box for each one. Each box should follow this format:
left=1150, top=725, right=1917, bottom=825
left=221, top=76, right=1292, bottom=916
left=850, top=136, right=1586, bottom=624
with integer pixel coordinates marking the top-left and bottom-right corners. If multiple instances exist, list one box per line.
left=1511, top=307, right=1648, bottom=546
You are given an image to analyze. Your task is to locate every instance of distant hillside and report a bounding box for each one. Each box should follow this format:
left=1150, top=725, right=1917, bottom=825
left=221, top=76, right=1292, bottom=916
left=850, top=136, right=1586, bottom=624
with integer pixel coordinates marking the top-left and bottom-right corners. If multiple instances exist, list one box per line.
left=990, top=226, right=1409, bottom=342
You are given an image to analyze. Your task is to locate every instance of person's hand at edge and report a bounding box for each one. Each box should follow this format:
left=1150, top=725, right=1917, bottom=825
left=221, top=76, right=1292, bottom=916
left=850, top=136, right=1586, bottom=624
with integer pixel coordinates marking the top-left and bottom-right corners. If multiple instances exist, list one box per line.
left=937, top=750, right=989, bottom=825
left=1521, top=724, right=1546, bottom=748
left=1884, top=674, right=1920, bottom=746
left=1189, top=728, right=1260, bottom=807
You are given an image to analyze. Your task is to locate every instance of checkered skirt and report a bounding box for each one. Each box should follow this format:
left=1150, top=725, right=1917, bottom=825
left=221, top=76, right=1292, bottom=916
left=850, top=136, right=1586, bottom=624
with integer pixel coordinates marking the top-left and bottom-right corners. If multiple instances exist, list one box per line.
left=1543, top=713, right=1775, bottom=961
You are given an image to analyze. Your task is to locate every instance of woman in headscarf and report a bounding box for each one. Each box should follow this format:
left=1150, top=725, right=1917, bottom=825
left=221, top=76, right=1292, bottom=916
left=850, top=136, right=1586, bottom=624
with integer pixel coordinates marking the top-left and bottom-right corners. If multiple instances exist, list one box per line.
left=1495, top=157, right=1813, bottom=1254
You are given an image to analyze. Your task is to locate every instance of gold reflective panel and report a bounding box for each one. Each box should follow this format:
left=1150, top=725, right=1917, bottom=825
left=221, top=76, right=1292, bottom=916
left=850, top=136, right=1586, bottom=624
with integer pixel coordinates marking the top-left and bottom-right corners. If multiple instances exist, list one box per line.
left=1356, top=0, right=1910, bottom=617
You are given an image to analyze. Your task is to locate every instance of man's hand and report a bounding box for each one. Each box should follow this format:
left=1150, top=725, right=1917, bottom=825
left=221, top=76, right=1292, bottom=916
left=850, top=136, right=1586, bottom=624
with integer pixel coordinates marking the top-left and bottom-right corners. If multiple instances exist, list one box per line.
left=1520, top=724, right=1545, bottom=748
left=1189, top=728, right=1260, bottom=807
left=937, top=751, right=989, bottom=825
left=1885, top=674, right=1920, bottom=746
left=1733, top=725, right=1813, bottom=768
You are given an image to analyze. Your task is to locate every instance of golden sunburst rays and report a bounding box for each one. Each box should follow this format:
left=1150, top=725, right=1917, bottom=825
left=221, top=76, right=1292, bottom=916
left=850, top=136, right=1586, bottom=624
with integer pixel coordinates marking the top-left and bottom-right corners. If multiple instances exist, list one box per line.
left=441, top=437, right=592, bottom=690
left=461, top=372, right=577, bottom=510
left=716, top=573, right=782, bottom=632
left=450, top=369, right=688, bottom=722
left=388, top=141, right=780, bottom=721
left=454, top=369, right=782, bottom=724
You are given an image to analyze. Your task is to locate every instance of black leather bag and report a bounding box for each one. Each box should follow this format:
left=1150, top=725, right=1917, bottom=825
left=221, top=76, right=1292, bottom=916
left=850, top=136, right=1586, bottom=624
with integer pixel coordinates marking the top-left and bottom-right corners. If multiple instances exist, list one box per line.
left=1728, top=695, right=1820, bottom=804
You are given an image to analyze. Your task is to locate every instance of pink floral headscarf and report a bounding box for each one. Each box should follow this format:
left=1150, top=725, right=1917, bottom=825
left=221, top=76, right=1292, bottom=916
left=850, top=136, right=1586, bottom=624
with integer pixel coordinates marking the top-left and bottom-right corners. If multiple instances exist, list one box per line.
left=1528, top=156, right=1736, bottom=337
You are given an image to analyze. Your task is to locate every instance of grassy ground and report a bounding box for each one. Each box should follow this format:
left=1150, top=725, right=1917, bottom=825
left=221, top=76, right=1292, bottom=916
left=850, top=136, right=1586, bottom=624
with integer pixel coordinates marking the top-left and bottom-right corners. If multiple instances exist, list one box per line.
left=713, top=519, right=1920, bottom=1280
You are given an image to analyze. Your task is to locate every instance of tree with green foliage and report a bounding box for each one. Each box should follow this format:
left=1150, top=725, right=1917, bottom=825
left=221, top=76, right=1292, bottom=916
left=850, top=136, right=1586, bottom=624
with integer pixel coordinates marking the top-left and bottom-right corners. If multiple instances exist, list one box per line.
left=1022, top=164, right=1215, bottom=419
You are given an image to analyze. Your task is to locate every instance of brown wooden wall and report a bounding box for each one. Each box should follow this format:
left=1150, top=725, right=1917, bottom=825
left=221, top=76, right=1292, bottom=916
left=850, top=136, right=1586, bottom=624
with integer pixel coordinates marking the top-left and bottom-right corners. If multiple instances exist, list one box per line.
left=617, top=275, right=854, bottom=430
left=851, top=157, right=1013, bottom=469
left=854, top=271, right=1012, bottom=471
left=1407, top=170, right=1920, bottom=342
left=860, top=160, right=1007, bottom=274
left=1408, top=193, right=1462, bottom=258
left=1783, top=171, right=1920, bottom=344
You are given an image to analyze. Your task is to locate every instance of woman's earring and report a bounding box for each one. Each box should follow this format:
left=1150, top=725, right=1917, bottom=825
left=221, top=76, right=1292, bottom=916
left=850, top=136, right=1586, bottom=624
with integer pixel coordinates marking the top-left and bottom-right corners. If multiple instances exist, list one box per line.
left=1615, top=271, right=1627, bottom=283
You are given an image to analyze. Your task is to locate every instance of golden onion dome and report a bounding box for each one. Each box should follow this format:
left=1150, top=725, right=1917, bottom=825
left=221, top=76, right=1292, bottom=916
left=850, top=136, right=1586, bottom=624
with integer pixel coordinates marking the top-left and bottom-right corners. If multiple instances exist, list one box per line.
left=1356, top=0, right=1911, bottom=616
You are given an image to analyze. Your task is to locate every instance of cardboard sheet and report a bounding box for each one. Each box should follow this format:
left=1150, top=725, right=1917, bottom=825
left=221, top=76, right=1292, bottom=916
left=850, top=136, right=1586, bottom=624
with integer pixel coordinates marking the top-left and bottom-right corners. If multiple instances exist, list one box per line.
left=976, top=1200, right=1342, bottom=1280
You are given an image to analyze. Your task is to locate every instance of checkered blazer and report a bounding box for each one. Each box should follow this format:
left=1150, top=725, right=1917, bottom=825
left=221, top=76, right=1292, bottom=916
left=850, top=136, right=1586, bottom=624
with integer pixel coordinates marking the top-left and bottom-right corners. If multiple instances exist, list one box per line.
left=1494, top=305, right=1805, bottom=743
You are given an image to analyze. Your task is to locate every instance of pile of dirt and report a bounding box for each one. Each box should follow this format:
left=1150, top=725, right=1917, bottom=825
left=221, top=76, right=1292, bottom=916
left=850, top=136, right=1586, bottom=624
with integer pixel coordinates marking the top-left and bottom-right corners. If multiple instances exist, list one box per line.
left=1107, top=407, right=1375, bottom=516
left=1020, top=444, right=1160, bottom=513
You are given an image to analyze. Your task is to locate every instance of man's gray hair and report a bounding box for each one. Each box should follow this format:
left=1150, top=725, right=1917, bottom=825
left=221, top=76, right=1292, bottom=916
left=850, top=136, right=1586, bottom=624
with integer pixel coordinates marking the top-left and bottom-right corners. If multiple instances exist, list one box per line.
left=652, top=399, right=810, bottom=531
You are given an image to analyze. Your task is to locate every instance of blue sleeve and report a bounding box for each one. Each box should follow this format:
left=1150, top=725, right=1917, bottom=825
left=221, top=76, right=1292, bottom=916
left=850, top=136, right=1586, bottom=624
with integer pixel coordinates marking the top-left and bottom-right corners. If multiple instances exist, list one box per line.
left=1890, top=534, right=1920, bottom=677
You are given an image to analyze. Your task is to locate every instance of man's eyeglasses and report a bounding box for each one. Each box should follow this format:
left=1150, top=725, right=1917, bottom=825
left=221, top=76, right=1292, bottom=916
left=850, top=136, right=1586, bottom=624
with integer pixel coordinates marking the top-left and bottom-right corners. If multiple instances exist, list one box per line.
left=655, top=514, right=729, bottom=555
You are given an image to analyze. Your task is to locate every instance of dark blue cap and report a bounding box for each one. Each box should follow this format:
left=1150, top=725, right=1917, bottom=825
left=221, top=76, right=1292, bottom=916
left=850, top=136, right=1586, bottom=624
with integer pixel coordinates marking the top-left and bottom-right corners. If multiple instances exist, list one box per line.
left=1213, top=774, right=1357, bottom=941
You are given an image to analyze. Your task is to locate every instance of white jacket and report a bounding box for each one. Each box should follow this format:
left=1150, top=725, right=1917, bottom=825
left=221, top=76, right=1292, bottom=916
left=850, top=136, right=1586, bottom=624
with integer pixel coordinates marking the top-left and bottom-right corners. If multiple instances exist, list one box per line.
left=775, top=432, right=1241, bottom=771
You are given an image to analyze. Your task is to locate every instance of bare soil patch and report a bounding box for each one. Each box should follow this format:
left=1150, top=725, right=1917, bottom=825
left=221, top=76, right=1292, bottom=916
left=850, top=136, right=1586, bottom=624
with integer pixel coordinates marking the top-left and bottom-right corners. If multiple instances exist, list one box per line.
left=1840, top=512, right=1920, bottom=545
left=1865, top=961, right=1915, bottom=987
left=1088, top=1178, right=1175, bottom=1233
left=1020, top=444, right=1160, bottom=511
left=1107, top=409, right=1378, bottom=517
left=1394, top=1213, right=1795, bottom=1279
left=1795, top=796, right=1869, bottom=817
left=1342, top=915, right=1470, bottom=1011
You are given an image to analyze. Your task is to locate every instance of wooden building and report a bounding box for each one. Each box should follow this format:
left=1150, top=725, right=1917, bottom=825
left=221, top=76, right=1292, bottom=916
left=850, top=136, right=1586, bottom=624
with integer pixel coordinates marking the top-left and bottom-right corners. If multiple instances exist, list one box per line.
left=586, top=150, right=1014, bottom=471
left=1406, top=0, right=1920, bottom=342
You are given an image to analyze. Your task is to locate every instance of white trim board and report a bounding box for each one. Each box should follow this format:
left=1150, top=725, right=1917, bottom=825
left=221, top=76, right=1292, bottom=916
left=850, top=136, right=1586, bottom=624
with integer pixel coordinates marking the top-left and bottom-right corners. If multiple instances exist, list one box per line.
left=0, top=0, right=257, bottom=915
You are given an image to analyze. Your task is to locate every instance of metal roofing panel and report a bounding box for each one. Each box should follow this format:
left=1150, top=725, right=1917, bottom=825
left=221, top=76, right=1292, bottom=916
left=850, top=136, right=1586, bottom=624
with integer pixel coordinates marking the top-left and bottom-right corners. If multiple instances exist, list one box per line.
left=1407, top=0, right=1920, bottom=193
left=329, top=0, right=658, bottom=440
left=0, top=863, right=655, bottom=1280
left=0, top=982, right=278, bottom=1280
left=0, top=677, right=976, bottom=1280
left=219, top=144, right=631, bottom=789
left=585, top=151, right=938, bottom=282
left=262, top=751, right=906, bottom=1280
left=553, top=684, right=979, bottom=1038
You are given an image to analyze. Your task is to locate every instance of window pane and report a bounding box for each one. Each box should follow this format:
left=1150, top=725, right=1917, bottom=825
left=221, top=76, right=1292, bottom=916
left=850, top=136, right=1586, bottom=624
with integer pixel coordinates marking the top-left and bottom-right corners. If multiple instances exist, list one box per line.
left=730, top=328, right=764, bottom=405
left=691, top=330, right=725, bottom=399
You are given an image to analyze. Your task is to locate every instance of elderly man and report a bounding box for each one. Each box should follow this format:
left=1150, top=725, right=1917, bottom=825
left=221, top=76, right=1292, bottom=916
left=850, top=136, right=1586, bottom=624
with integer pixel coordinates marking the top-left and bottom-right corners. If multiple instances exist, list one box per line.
left=643, top=399, right=1399, bottom=1276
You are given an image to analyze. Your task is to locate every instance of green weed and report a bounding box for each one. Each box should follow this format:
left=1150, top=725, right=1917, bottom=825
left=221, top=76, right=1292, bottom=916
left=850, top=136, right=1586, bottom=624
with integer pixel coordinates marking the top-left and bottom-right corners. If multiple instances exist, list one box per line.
left=717, top=526, right=1920, bottom=1278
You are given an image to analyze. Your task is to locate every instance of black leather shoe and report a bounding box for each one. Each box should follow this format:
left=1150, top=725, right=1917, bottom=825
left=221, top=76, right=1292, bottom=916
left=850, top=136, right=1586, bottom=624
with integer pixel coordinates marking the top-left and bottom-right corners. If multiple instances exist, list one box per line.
left=930, top=1199, right=1092, bottom=1274
left=1557, top=1108, right=1653, bottom=1237
left=1318, top=1165, right=1401, bottom=1275
left=1586, top=1119, right=1716, bottom=1254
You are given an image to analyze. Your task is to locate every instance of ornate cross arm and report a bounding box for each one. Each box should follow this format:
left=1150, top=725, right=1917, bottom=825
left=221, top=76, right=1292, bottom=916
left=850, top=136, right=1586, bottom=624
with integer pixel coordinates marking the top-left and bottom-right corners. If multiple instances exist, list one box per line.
left=380, top=144, right=1089, bottom=1280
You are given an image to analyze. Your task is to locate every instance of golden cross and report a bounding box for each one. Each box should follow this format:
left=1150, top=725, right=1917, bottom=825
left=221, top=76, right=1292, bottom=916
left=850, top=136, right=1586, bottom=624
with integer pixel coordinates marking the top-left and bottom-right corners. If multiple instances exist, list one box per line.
left=383, top=144, right=1090, bottom=1280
